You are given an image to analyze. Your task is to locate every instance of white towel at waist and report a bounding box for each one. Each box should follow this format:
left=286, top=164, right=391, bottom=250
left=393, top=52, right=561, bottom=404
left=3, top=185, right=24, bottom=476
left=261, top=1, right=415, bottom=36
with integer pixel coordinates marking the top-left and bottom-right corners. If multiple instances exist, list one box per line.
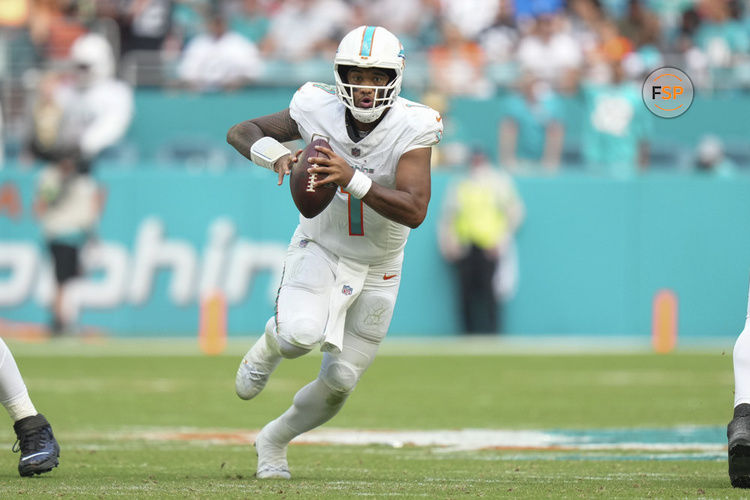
left=321, top=257, right=369, bottom=354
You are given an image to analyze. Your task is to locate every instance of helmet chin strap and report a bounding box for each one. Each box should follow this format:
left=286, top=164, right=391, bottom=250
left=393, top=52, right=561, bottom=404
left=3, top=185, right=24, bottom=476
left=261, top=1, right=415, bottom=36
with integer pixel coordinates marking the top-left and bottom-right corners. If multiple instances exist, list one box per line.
left=350, top=106, right=385, bottom=123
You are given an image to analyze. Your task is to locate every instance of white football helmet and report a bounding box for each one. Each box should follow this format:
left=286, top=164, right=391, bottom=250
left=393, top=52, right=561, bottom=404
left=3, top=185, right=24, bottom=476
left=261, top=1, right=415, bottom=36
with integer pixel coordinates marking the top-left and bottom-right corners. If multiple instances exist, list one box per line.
left=334, top=26, right=405, bottom=123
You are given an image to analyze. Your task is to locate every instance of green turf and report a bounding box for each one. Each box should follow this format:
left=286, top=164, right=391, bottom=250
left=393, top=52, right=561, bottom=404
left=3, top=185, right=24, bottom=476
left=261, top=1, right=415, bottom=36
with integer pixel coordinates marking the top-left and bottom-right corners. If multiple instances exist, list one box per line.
left=0, top=341, right=740, bottom=498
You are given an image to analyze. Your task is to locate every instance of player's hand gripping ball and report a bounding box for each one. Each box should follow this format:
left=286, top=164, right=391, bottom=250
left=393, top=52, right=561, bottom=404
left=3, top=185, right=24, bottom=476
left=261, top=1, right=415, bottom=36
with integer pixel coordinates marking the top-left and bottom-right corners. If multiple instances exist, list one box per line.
left=290, top=138, right=337, bottom=218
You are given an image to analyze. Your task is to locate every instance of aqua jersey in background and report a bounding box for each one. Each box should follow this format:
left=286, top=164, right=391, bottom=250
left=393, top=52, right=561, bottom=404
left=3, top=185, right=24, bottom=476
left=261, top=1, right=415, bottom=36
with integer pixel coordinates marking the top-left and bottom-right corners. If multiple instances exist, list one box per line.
left=581, top=82, right=653, bottom=177
left=502, top=91, right=564, bottom=162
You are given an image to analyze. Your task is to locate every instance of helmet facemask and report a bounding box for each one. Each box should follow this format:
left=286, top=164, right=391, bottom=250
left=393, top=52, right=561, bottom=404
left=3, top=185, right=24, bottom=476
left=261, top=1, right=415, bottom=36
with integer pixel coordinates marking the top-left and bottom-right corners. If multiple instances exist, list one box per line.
left=335, top=66, right=401, bottom=123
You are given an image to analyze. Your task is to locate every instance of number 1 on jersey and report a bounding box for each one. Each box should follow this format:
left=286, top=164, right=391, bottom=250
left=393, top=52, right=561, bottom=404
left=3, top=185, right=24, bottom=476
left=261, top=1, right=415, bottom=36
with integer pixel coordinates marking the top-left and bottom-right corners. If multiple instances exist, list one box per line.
left=342, top=188, right=364, bottom=236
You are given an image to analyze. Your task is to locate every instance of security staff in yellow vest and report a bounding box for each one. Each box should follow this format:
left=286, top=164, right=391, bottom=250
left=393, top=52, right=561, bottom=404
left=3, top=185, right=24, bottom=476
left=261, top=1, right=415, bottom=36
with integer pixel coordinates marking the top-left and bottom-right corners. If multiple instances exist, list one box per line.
left=439, top=149, right=524, bottom=333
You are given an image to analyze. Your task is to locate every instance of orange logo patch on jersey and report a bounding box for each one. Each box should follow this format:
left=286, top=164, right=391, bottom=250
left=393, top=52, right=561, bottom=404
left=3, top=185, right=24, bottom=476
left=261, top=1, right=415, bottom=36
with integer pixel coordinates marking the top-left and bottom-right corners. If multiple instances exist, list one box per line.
left=383, top=274, right=398, bottom=280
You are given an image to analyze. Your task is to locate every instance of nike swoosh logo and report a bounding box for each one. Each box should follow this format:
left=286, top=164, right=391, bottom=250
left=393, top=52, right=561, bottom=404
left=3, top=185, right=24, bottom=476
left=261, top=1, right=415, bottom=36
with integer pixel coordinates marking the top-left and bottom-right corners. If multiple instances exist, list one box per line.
left=436, top=115, right=442, bottom=122
left=21, top=452, right=50, bottom=461
left=383, top=274, right=397, bottom=280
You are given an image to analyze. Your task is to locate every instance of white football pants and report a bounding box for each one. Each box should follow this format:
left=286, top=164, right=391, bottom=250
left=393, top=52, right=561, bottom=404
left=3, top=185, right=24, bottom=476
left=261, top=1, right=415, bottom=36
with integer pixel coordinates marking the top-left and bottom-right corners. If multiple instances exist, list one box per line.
left=0, top=339, right=37, bottom=422
left=264, top=230, right=402, bottom=445
left=734, top=279, right=750, bottom=407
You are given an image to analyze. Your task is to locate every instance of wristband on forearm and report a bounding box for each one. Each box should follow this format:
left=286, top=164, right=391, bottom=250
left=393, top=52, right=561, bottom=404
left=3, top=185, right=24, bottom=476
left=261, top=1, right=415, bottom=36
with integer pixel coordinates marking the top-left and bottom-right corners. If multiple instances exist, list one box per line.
left=250, top=137, right=291, bottom=171
left=345, top=170, right=372, bottom=199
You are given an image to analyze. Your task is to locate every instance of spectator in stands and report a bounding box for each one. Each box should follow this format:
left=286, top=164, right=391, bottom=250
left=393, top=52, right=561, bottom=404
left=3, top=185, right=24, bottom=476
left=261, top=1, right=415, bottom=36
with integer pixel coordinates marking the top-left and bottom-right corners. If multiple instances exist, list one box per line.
left=617, top=1, right=664, bottom=79
left=365, top=0, right=435, bottom=50
left=580, top=56, right=651, bottom=177
left=695, top=0, right=749, bottom=68
left=439, top=0, right=501, bottom=40
left=176, top=9, right=263, bottom=91
left=567, top=0, right=605, bottom=54
left=0, top=100, right=4, bottom=167
left=618, top=0, right=661, bottom=50
left=97, top=0, right=174, bottom=56
left=26, top=33, right=134, bottom=172
left=586, top=19, right=634, bottom=83
left=516, top=13, right=583, bottom=93
left=226, top=0, right=272, bottom=44
left=28, top=0, right=88, bottom=62
left=694, top=135, right=736, bottom=177
left=428, top=21, right=490, bottom=97
left=672, top=6, right=702, bottom=54
left=668, top=5, right=711, bottom=88
left=260, top=0, right=350, bottom=62
left=478, top=0, right=519, bottom=67
left=438, top=148, right=524, bottom=334
left=498, top=72, right=564, bottom=173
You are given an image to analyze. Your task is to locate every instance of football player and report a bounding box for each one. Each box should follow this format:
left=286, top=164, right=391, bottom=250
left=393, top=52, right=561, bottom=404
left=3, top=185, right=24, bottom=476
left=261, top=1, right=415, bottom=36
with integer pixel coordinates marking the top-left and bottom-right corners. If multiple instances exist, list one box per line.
left=729, top=280, right=750, bottom=487
left=227, top=25, right=442, bottom=479
left=0, top=339, right=60, bottom=476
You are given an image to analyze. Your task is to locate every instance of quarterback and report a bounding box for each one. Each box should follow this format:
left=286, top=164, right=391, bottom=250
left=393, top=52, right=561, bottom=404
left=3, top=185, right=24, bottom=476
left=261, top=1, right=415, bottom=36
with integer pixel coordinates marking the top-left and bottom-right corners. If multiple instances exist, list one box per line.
left=227, top=25, right=442, bottom=479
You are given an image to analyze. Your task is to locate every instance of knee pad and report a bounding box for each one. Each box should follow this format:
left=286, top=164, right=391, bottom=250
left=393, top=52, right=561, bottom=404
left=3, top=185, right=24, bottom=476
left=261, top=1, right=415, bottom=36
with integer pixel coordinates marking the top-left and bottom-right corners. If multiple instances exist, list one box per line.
left=277, top=316, right=325, bottom=351
left=320, top=360, right=359, bottom=395
left=347, top=292, right=396, bottom=343
left=277, top=336, right=311, bottom=359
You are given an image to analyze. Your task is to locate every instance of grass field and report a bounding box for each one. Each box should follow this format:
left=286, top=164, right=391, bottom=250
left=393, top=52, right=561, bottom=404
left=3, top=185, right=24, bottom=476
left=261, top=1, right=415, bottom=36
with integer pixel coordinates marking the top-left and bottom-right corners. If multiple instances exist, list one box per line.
left=0, top=337, right=742, bottom=498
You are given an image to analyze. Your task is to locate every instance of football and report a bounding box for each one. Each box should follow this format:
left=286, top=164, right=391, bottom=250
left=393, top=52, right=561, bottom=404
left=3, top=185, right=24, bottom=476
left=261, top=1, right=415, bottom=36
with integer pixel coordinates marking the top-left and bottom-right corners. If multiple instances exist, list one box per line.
left=290, top=137, right=337, bottom=218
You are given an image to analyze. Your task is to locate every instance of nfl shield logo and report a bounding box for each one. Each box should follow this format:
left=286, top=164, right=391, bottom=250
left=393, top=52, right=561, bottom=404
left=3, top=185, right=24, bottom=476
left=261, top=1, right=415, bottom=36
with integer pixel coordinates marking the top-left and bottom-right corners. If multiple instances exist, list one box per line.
left=351, top=147, right=360, bottom=157
left=342, top=285, right=353, bottom=296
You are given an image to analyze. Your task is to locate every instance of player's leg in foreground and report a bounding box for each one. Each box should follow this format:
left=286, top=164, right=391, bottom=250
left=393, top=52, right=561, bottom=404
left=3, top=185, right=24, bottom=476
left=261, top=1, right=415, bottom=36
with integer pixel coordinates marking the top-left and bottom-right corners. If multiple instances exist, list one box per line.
left=255, top=276, right=395, bottom=479
left=235, top=238, right=334, bottom=400
left=730, top=282, right=750, bottom=487
left=255, top=332, right=381, bottom=479
left=0, top=339, right=60, bottom=476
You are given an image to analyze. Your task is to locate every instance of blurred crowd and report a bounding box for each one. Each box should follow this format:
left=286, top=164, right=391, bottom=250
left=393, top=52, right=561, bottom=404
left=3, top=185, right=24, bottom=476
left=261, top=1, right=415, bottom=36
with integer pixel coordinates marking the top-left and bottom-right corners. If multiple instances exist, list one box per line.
left=1, top=0, right=749, bottom=174
left=3, top=0, right=750, bottom=91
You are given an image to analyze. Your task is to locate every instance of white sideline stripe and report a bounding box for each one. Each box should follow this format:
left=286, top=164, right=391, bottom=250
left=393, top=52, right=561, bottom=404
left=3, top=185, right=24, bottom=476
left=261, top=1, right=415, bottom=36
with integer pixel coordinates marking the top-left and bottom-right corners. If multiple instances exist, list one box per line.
left=124, top=428, right=726, bottom=453
left=1, top=335, right=737, bottom=357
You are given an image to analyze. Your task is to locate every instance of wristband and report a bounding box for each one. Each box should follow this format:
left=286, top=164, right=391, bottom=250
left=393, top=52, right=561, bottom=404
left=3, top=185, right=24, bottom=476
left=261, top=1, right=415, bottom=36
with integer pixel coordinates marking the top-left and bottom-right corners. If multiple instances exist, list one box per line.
left=345, top=170, right=373, bottom=199
left=250, top=137, right=291, bottom=171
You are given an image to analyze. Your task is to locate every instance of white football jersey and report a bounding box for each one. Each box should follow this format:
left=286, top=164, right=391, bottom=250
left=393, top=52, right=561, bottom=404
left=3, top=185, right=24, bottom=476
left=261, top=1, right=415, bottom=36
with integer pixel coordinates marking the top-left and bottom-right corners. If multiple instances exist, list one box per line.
left=289, top=82, right=443, bottom=263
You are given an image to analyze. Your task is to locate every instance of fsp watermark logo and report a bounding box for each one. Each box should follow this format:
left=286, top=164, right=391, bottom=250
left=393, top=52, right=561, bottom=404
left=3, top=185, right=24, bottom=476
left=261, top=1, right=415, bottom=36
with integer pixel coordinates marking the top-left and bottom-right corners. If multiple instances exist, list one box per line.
left=642, top=67, right=694, bottom=118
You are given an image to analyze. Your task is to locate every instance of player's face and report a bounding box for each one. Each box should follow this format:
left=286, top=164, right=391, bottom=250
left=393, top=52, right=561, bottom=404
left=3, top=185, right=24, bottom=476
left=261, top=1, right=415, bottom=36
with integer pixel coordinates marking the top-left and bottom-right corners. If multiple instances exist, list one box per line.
left=346, top=68, right=390, bottom=109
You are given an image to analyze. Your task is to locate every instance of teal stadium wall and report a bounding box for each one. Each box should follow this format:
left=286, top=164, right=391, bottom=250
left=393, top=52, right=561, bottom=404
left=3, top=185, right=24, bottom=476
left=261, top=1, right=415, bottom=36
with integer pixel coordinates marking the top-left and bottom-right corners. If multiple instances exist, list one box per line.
left=1, top=90, right=748, bottom=339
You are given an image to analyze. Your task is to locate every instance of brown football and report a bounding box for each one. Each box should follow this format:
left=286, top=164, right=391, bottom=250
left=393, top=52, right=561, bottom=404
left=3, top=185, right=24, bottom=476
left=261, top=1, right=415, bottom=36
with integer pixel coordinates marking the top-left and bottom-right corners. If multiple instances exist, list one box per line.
left=290, top=138, right=337, bottom=218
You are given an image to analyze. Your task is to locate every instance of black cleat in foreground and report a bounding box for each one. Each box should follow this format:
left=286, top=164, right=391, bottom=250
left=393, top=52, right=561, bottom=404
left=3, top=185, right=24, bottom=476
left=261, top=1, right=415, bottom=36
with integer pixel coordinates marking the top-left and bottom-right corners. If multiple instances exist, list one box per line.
left=729, top=403, right=750, bottom=488
left=13, top=414, right=60, bottom=477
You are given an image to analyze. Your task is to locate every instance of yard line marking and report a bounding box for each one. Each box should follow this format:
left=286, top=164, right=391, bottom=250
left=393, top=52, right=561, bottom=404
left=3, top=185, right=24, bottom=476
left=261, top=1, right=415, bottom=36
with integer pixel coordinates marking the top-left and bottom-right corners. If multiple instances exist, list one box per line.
left=102, top=426, right=726, bottom=457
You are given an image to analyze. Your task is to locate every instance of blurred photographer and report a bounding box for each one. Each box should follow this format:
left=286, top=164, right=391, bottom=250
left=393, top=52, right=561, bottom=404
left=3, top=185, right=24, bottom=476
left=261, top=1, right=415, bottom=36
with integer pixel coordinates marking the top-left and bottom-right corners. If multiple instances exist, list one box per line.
left=34, top=155, right=103, bottom=335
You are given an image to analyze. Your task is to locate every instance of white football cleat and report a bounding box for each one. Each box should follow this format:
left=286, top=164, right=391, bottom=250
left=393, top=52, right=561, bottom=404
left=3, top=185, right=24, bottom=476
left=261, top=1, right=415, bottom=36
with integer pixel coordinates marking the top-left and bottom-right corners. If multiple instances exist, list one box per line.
left=235, top=358, right=278, bottom=400
left=235, top=332, right=282, bottom=400
left=255, top=425, right=291, bottom=479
